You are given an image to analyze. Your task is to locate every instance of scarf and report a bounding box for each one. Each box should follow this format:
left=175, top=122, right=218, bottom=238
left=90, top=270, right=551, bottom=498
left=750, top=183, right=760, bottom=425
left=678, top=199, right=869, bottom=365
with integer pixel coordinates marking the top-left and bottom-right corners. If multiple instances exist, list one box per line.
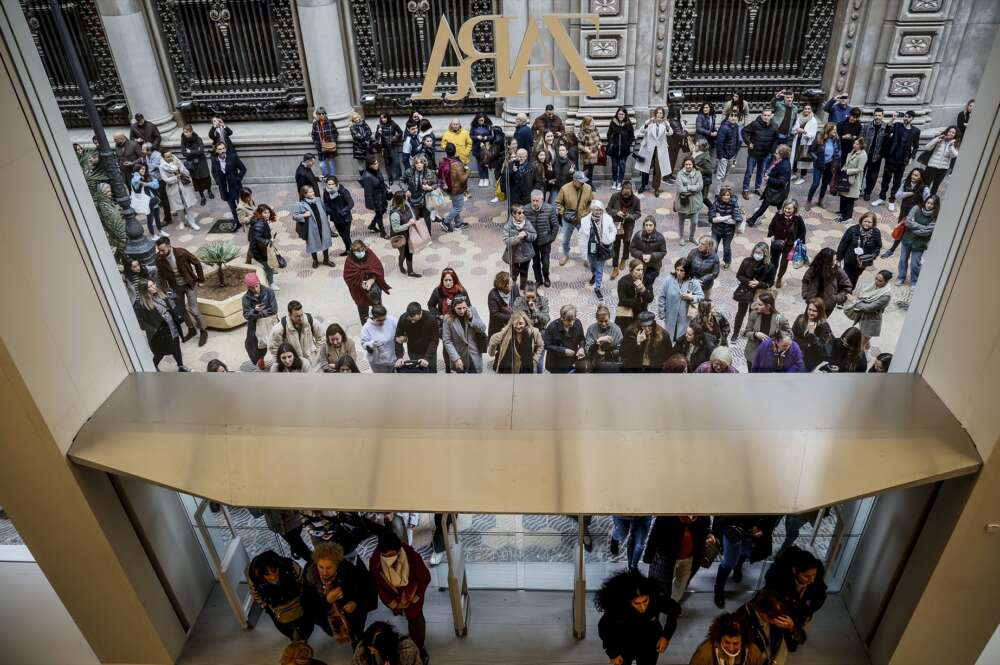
left=380, top=551, right=410, bottom=589
left=853, top=276, right=891, bottom=307
left=437, top=271, right=464, bottom=315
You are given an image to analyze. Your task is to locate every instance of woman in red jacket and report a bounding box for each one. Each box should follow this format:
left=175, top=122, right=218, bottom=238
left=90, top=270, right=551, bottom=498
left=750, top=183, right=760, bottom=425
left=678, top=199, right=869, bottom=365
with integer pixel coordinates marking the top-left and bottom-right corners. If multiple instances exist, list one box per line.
left=369, top=532, right=431, bottom=663
left=342, top=239, right=391, bottom=324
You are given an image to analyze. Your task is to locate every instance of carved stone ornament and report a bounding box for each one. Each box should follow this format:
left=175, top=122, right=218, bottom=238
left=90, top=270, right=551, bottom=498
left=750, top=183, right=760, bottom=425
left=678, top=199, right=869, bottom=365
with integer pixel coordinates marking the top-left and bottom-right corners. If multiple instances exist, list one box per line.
left=899, top=34, right=933, bottom=56
left=591, top=0, right=621, bottom=15
left=888, top=76, right=922, bottom=97
left=910, top=0, right=943, bottom=12
left=591, top=79, right=618, bottom=99
left=589, top=38, right=618, bottom=58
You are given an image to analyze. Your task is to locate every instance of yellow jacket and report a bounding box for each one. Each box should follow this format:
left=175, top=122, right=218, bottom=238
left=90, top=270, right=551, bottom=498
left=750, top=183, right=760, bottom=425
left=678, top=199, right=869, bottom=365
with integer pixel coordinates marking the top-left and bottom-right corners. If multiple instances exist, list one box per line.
left=441, top=128, right=473, bottom=164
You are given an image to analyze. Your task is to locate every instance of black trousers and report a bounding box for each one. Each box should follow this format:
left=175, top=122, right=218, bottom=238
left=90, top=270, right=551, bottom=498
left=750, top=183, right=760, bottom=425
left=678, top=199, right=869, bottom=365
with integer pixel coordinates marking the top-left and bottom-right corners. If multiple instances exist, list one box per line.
left=925, top=166, right=948, bottom=194
left=280, top=526, right=314, bottom=562
left=733, top=301, right=751, bottom=335
left=532, top=240, right=553, bottom=283
left=879, top=162, right=905, bottom=201
left=770, top=243, right=791, bottom=282
left=642, top=267, right=660, bottom=292
left=433, top=513, right=454, bottom=553
left=270, top=611, right=315, bottom=641
left=839, top=195, right=857, bottom=220
left=153, top=335, right=184, bottom=369
left=245, top=323, right=266, bottom=364
left=334, top=221, right=352, bottom=252
left=844, top=261, right=865, bottom=289
left=863, top=157, right=883, bottom=198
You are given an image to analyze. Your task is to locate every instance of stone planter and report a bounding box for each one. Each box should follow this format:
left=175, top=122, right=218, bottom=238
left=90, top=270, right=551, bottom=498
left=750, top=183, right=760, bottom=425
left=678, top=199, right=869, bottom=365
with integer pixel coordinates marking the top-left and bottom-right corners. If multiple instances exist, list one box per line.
left=197, top=263, right=267, bottom=330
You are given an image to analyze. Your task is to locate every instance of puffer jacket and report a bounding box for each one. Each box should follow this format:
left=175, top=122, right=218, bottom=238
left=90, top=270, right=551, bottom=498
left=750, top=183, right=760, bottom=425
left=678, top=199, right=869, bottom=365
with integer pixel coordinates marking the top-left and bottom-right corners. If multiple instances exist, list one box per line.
left=629, top=229, right=667, bottom=271
left=716, top=120, right=741, bottom=160
left=685, top=248, right=720, bottom=290
left=350, top=121, right=373, bottom=160
left=743, top=117, right=778, bottom=158
left=501, top=219, right=537, bottom=264
left=901, top=205, right=935, bottom=252
left=708, top=197, right=744, bottom=235
left=524, top=202, right=559, bottom=245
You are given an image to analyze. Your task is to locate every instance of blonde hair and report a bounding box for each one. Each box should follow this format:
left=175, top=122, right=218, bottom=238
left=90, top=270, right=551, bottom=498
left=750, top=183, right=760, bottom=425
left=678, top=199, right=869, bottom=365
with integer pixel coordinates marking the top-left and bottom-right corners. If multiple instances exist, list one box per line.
left=280, top=641, right=315, bottom=665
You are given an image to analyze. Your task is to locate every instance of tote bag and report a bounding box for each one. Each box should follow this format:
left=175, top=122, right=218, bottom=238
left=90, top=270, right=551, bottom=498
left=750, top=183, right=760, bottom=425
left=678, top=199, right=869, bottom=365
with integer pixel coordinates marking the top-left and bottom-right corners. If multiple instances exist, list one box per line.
left=130, top=190, right=151, bottom=215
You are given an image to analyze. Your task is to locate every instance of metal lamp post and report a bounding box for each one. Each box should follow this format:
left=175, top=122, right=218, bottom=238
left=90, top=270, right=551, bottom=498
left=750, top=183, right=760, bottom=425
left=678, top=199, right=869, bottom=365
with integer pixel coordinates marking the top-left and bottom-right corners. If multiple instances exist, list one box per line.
left=48, top=0, right=155, bottom=266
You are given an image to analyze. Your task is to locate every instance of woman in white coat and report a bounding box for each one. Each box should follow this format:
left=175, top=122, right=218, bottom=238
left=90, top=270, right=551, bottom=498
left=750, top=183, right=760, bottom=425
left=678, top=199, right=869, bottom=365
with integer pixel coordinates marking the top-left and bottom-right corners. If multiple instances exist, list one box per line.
left=635, top=107, right=673, bottom=197
left=790, top=104, right=819, bottom=184
left=578, top=200, right=618, bottom=301
left=159, top=151, right=201, bottom=230
left=657, top=257, right=704, bottom=342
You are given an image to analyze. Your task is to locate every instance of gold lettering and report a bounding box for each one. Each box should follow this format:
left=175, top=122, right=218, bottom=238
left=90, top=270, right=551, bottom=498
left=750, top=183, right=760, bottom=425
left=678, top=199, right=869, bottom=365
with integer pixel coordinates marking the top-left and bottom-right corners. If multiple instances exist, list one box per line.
left=414, top=13, right=601, bottom=101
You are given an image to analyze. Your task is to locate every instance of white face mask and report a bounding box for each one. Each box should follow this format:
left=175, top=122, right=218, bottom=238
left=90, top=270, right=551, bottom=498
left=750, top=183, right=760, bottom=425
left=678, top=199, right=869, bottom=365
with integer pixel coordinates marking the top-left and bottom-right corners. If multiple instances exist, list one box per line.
left=721, top=644, right=741, bottom=658
left=753, top=252, right=764, bottom=261
left=353, top=251, right=366, bottom=260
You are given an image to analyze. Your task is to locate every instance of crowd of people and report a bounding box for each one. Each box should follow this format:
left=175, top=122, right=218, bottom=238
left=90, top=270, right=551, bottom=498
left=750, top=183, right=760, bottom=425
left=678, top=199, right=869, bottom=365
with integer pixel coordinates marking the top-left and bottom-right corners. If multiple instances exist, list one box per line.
left=101, top=92, right=970, bottom=375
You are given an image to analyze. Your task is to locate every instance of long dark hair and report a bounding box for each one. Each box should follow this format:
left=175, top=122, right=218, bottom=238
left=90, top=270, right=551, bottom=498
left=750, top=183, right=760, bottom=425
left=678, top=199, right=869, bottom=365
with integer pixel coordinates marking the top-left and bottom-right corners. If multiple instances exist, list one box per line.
left=274, top=343, right=303, bottom=372
left=810, top=247, right=838, bottom=278
left=594, top=570, right=657, bottom=614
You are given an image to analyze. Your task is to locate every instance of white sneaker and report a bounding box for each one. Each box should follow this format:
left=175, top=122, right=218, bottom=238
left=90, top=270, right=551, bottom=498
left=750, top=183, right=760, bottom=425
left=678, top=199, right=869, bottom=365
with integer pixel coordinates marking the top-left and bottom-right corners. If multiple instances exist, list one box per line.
left=151, top=233, right=161, bottom=240
left=887, top=201, right=897, bottom=212
left=177, top=222, right=186, bottom=230
left=429, top=551, right=445, bottom=566
left=270, top=281, right=280, bottom=291
left=490, top=197, right=499, bottom=203
left=189, top=220, right=201, bottom=231
left=159, top=228, right=170, bottom=237
left=871, top=198, right=884, bottom=207
left=793, top=178, right=805, bottom=185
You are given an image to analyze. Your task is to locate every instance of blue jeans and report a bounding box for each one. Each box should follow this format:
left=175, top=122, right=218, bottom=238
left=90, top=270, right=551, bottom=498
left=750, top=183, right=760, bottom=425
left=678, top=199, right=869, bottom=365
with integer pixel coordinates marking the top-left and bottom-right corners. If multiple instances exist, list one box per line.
left=721, top=534, right=753, bottom=569
left=546, top=190, right=557, bottom=205
left=612, top=516, right=651, bottom=570
left=713, top=227, right=734, bottom=266
left=561, top=221, right=577, bottom=257
left=898, top=244, right=924, bottom=286
left=589, top=255, right=606, bottom=289
left=611, top=156, right=627, bottom=184
left=443, top=192, right=465, bottom=229
left=808, top=164, right=834, bottom=202
left=475, top=154, right=490, bottom=179
left=742, top=154, right=767, bottom=192
left=319, top=156, right=336, bottom=178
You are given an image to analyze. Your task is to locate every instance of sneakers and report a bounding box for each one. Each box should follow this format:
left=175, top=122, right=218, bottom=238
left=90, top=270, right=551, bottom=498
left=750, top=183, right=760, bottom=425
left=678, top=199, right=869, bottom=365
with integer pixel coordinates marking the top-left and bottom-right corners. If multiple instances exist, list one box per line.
left=741, top=190, right=749, bottom=200
left=588, top=274, right=596, bottom=286
left=871, top=198, right=884, bottom=207
left=896, top=278, right=905, bottom=286
left=793, top=177, right=805, bottom=185
left=490, top=197, right=500, bottom=203
left=159, top=228, right=170, bottom=237
left=595, top=288, right=603, bottom=300
left=198, top=330, right=208, bottom=347
left=880, top=250, right=894, bottom=259
left=887, top=201, right=897, bottom=213
left=189, top=220, right=201, bottom=231
left=558, top=256, right=569, bottom=266
left=177, top=222, right=186, bottom=230
left=177, top=365, right=191, bottom=372
left=151, top=233, right=161, bottom=240
left=429, top=551, right=445, bottom=566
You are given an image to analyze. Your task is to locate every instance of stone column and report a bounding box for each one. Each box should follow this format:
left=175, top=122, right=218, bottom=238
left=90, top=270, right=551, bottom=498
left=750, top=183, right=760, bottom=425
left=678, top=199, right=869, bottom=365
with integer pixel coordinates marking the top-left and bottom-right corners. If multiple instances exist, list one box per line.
left=96, top=0, right=176, bottom=133
left=502, top=0, right=531, bottom=123
left=297, top=0, right=356, bottom=125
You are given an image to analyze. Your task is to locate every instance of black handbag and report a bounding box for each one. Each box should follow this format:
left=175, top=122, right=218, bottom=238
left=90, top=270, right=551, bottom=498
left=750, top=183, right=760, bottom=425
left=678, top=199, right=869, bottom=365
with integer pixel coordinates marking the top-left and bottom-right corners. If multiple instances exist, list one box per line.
left=835, top=169, right=851, bottom=194
left=764, top=182, right=789, bottom=207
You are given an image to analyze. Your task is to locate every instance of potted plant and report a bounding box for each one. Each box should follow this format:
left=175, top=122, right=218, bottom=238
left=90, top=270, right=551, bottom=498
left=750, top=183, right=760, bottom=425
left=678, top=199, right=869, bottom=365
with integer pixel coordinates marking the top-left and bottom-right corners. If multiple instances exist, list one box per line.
left=195, top=241, right=265, bottom=329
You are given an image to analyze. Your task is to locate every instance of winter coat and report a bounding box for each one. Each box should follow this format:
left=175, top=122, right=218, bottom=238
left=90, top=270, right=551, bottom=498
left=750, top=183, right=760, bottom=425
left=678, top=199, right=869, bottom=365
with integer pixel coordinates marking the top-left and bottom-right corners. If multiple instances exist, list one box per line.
left=470, top=123, right=493, bottom=161
left=158, top=158, right=198, bottom=211
left=312, top=337, right=358, bottom=372
left=674, top=168, right=705, bottom=214
left=115, top=139, right=143, bottom=178
left=809, top=138, right=841, bottom=170
left=578, top=212, right=616, bottom=259
left=685, top=248, right=721, bottom=290
left=502, top=219, right=537, bottom=265
left=621, top=323, right=673, bottom=370
left=130, top=120, right=161, bottom=150
left=555, top=182, right=593, bottom=226
left=790, top=115, right=819, bottom=170
left=657, top=275, right=704, bottom=341
left=322, top=185, right=355, bottom=226
left=401, top=166, right=437, bottom=208
left=489, top=325, right=544, bottom=373
left=743, top=310, right=790, bottom=362
left=597, top=601, right=676, bottom=662
left=360, top=168, right=390, bottom=213
left=752, top=338, right=805, bottom=373
left=708, top=198, right=744, bottom=237
left=764, top=547, right=828, bottom=649
left=901, top=205, right=936, bottom=252
left=642, top=516, right=712, bottom=591
left=861, top=120, right=891, bottom=160
left=208, top=125, right=235, bottom=152
left=840, top=149, right=868, bottom=199
left=606, top=192, right=642, bottom=240
left=246, top=555, right=305, bottom=617
left=268, top=312, right=324, bottom=361
left=155, top=246, right=204, bottom=291
left=716, top=120, right=742, bottom=160
left=505, top=160, right=539, bottom=206
left=635, top=119, right=672, bottom=176
left=514, top=124, right=533, bottom=152
left=542, top=318, right=586, bottom=372
left=767, top=213, right=807, bottom=250
left=577, top=126, right=602, bottom=166
left=792, top=315, right=834, bottom=371
left=836, top=224, right=882, bottom=272
left=629, top=229, right=667, bottom=271
left=311, top=118, right=339, bottom=155
left=303, top=557, right=378, bottom=622
left=210, top=152, right=247, bottom=200
left=442, top=307, right=487, bottom=372
left=292, top=199, right=332, bottom=254
left=242, top=285, right=278, bottom=324
left=770, top=98, right=799, bottom=133
left=350, top=121, right=373, bottom=160
left=693, top=151, right=716, bottom=185
left=743, top=117, right=778, bottom=158
left=179, top=132, right=211, bottom=182
left=295, top=163, right=320, bottom=198
left=605, top=118, right=635, bottom=159
left=924, top=135, right=960, bottom=170
left=531, top=112, right=565, bottom=138
left=689, top=640, right=767, bottom=665
left=713, top=516, right=781, bottom=563
left=882, top=122, right=921, bottom=164
left=674, top=333, right=718, bottom=370
left=523, top=202, right=559, bottom=245
left=847, top=290, right=890, bottom=338
left=762, top=158, right=792, bottom=205
left=823, top=98, right=855, bottom=124
left=513, top=294, right=550, bottom=330
left=801, top=265, right=853, bottom=314
left=441, top=127, right=474, bottom=164
left=134, top=297, right=182, bottom=355
left=374, top=120, right=403, bottom=156
left=695, top=112, right=717, bottom=145
left=487, top=286, right=521, bottom=339
left=732, top=255, right=776, bottom=304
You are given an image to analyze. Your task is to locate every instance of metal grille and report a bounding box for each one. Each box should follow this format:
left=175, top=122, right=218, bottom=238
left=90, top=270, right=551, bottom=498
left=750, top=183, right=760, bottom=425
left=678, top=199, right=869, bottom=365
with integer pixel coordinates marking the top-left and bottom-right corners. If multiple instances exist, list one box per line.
left=349, top=0, right=497, bottom=115
left=20, top=0, right=130, bottom=127
left=670, top=0, right=838, bottom=110
left=154, top=0, right=307, bottom=120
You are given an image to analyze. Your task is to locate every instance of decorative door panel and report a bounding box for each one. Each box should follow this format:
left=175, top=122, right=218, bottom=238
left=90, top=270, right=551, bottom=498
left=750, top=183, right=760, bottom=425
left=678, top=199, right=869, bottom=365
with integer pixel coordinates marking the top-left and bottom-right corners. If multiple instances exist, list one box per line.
left=154, top=0, right=307, bottom=120
left=20, top=0, right=130, bottom=127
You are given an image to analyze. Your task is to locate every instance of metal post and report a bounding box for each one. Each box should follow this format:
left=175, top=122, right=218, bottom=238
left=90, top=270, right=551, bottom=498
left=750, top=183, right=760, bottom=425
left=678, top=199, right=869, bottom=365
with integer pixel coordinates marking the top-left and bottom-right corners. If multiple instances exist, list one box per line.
left=48, top=0, right=155, bottom=266
left=444, top=513, right=470, bottom=636
left=572, top=516, right=587, bottom=640
left=808, top=507, right=827, bottom=547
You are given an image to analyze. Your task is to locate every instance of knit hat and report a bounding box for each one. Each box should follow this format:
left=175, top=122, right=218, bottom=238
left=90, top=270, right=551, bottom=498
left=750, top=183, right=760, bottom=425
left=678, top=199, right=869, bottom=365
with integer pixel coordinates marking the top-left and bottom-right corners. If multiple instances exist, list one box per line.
left=244, top=272, right=260, bottom=288
left=710, top=345, right=733, bottom=367
left=638, top=311, right=655, bottom=325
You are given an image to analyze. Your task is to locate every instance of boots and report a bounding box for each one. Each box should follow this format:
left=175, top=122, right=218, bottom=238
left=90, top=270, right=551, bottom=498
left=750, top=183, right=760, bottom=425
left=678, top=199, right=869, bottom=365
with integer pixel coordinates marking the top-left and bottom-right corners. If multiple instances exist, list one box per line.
left=322, top=249, right=334, bottom=267
left=714, top=565, right=731, bottom=609
left=398, top=254, right=406, bottom=273
left=406, top=256, right=421, bottom=278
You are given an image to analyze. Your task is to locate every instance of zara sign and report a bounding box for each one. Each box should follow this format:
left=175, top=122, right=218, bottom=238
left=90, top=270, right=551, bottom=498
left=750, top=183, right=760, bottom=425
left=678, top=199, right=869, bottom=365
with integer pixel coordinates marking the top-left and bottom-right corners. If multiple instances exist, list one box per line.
left=414, top=14, right=602, bottom=101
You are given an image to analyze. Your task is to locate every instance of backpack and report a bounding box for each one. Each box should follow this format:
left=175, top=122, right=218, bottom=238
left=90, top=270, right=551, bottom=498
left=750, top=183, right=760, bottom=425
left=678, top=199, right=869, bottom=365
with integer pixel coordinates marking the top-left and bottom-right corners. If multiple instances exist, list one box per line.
left=449, top=158, right=470, bottom=196
left=281, top=313, right=314, bottom=342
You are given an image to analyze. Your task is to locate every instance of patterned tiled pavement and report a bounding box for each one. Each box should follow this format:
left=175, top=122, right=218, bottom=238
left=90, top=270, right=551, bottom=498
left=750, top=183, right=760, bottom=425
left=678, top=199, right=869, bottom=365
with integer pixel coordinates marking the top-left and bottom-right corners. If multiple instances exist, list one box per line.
left=149, top=174, right=909, bottom=373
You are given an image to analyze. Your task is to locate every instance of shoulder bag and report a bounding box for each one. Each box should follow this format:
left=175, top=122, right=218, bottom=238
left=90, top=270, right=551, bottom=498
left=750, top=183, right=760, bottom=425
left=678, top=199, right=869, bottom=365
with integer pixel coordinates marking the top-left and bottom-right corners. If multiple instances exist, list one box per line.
left=130, top=190, right=151, bottom=215
left=891, top=220, right=906, bottom=241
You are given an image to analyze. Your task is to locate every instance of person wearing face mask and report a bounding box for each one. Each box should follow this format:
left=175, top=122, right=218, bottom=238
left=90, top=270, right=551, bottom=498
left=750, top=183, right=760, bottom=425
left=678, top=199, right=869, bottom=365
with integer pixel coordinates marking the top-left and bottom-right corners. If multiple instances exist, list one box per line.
left=688, top=612, right=766, bottom=665
left=343, top=240, right=390, bottom=324
left=352, top=621, right=423, bottom=665
left=292, top=185, right=334, bottom=269
left=313, top=323, right=358, bottom=372
left=322, top=176, right=355, bottom=256
left=630, top=216, right=667, bottom=290
left=360, top=305, right=398, bottom=373
left=369, top=532, right=431, bottom=664
left=247, top=550, right=313, bottom=641
left=595, top=569, right=679, bottom=665
left=305, top=542, right=377, bottom=648
left=763, top=546, right=827, bottom=653
left=607, top=181, right=643, bottom=280
left=622, top=311, right=673, bottom=373
left=836, top=211, right=883, bottom=288
left=441, top=294, right=487, bottom=373
left=731, top=243, right=774, bottom=341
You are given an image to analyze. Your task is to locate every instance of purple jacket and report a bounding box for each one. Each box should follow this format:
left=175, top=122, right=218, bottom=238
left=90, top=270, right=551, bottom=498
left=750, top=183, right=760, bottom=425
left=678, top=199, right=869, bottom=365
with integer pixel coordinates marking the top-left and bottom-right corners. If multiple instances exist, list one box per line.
left=751, top=339, right=805, bottom=373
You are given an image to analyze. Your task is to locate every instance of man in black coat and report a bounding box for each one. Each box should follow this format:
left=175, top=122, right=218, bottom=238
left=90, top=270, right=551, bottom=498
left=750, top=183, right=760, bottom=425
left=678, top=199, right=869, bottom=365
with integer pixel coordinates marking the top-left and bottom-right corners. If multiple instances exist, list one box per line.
left=524, top=189, right=558, bottom=287
left=295, top=153, right=320, bottom=197
left=394, top=302, right=439, bottom=372
left=321, top=176, right=354, bottom=255
left=875, top=109, right=921, bottom=211
left=642, top=516, right=712, bottom=606
left=210, top=141, right=247, bottom=223
left=504, top=148, right=537, bottom=207
left=742, top=108, right=777, bottom=197
left=359, top=155, right=390, bottom=236
left=129, top=113, right=161, bottom=151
